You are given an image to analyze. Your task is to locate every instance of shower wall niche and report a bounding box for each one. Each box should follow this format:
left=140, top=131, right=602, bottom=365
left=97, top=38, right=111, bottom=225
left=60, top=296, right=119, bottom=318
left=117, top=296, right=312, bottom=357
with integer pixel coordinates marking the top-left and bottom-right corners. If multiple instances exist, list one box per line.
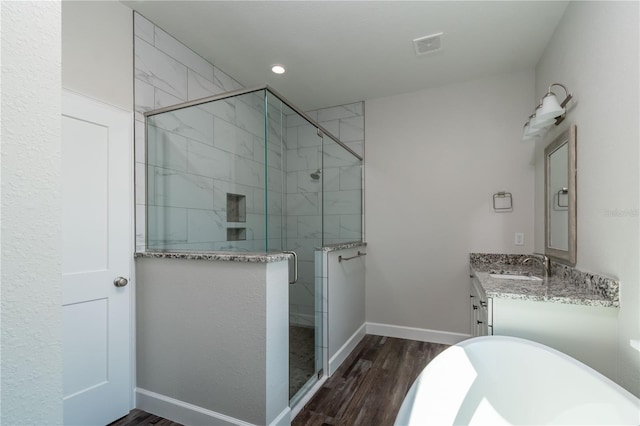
left=226, top=193, right=246, bottom=222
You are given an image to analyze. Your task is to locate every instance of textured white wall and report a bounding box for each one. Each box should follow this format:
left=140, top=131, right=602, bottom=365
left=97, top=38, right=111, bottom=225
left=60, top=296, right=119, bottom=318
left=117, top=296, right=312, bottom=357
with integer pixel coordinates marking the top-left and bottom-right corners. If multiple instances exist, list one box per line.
left=365, top=70, right=536, bottom=334
left=1, top=1, right=63, bottom=424
left=62, top=1, right=134, bottom=112
left=534, top=1, right=639, bottom=396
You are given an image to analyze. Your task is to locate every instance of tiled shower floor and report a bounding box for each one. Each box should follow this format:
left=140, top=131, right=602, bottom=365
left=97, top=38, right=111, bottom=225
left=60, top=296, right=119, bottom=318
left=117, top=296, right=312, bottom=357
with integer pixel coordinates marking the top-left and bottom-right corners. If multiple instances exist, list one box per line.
left=289, top=325, right=315, bottom=399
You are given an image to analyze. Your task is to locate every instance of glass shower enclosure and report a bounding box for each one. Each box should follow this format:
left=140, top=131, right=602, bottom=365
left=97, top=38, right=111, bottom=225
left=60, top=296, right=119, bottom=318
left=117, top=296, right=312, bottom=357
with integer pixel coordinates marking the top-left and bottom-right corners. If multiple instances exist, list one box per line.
left=144, top=86, right=363, bottom=403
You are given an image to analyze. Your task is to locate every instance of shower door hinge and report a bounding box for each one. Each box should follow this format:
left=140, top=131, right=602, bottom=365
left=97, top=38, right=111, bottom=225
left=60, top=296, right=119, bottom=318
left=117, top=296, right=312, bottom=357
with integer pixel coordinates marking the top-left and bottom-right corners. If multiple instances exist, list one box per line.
left=317, top=128, right=323, bottom=138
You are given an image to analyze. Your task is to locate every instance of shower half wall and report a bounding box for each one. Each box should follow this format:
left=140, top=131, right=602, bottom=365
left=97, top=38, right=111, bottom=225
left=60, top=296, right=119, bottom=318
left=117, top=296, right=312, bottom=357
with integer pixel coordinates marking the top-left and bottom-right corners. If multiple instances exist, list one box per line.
left=143, top=85, right=363, bottom=403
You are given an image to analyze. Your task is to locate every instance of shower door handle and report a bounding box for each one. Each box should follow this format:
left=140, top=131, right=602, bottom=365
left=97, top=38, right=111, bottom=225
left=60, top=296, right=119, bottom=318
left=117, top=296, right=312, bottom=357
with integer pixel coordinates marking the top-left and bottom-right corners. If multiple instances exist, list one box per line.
left=283, top=251, right=298, bottom=284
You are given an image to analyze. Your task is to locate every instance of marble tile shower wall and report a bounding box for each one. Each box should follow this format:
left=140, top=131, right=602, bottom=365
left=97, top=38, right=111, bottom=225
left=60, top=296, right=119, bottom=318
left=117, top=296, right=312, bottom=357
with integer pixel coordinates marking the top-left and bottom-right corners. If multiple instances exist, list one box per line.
left=314, top=102, right=364, bottom=247
left=144, top=94, right=284, bottom=252
left=134, top=12, right=282, bottom=252
left=315, top=102, right=364, bottom=158
left=134, top=12, right=364, bottom=257
left=286, top=103, right=364, bottom=326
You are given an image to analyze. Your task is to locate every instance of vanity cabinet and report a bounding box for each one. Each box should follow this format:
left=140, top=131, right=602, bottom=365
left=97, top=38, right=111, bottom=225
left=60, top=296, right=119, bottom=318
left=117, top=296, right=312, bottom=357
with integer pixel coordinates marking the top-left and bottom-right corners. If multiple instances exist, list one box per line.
left=469, top=254, right=620, bottom=383
left=469, top=273, right=490, bottom=336
left=488, top=296, right=618, bottom=380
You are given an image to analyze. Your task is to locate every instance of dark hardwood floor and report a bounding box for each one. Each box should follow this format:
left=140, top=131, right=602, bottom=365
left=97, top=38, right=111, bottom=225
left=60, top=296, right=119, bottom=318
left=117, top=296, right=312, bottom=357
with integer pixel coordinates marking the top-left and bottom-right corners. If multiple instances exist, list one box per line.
left=293, top=335, right=449, bottom=426
left=107, top=409, right=182, bottom=426
left=109, top=335, right=448, bottom=426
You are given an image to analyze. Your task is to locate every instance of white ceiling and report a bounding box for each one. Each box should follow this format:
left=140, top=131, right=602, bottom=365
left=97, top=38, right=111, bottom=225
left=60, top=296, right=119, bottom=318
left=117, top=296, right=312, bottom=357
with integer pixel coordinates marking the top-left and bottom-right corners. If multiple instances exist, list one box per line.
left=123, top=1, right=569, bottom=111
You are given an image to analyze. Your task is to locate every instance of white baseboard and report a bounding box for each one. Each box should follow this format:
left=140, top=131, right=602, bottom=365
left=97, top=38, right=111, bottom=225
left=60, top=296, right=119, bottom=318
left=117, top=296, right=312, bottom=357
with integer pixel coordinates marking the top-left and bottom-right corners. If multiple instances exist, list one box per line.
left=328, top=323, right=366, bottom=376
left=135, top=388, right=256, bottom=426
left=366, top=322, right=470, bottom=346
left=135, top=324, right=467, bottom=426
left=269, top=406, right=291, bottom=426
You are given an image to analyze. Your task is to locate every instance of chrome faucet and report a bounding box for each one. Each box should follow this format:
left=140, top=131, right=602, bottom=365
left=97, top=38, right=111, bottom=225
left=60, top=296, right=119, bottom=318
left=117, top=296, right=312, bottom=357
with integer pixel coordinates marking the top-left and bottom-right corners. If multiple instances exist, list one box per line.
left=522, top=253, right=551, bottom=278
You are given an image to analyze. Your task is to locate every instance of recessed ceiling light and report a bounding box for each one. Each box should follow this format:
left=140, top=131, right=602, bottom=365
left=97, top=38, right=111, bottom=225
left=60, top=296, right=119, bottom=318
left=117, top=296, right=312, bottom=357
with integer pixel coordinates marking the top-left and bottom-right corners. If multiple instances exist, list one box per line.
left=271, top=64, right=286, bottom=74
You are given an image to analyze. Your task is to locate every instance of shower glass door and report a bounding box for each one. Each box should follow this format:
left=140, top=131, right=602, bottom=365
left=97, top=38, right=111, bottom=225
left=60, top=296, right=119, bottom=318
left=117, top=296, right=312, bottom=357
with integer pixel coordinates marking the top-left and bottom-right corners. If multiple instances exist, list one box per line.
left=265, top=91, right=324, bottom=403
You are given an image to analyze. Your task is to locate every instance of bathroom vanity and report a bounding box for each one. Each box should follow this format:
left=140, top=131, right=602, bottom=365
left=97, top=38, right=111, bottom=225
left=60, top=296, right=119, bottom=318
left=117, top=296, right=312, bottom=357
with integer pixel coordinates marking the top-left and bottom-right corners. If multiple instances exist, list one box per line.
left=469, top=274, right=490, bottom=336
left=469, top=253, right=620, bottom=378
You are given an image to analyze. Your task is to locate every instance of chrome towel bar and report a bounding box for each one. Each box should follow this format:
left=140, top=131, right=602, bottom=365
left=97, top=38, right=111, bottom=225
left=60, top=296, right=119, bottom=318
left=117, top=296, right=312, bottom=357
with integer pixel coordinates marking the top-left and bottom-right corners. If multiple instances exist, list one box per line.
left=338, top=251, right=367, bottom=262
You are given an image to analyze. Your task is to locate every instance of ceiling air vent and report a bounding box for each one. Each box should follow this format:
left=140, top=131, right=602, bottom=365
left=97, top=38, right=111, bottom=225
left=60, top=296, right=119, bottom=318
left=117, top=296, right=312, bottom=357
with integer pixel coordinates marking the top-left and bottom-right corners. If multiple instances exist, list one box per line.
left=413, top=32, right=443, bottom=56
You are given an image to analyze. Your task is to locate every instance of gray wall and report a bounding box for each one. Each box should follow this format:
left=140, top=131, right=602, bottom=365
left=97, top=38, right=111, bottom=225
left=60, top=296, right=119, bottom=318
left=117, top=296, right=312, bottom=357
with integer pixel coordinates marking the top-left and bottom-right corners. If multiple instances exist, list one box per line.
left=533, top=1, right=639, bottom=396
left=62, top=1, right=133, bottom=112
left=1, top=2, right=63, bottom=424
left=365, top=69, right=536, bottom=335
left=136, top=258, right=289, bottom=425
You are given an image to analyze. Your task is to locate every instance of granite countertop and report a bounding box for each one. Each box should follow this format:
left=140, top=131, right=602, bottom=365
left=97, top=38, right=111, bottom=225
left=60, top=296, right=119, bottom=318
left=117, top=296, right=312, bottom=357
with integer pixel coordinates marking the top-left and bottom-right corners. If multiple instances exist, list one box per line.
left=318, top=241, right=367, bottom=252
left=135, top=251, right=292, bottom=263
left=470, top=253, right=619, bottom=308
left=135, top=242, right=367, bottom=262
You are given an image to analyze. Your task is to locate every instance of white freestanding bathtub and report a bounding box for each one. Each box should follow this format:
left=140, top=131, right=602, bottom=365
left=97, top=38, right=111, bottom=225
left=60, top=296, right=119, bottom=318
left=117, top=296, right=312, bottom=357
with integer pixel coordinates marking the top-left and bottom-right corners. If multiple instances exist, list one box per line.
left=395, top=336, right=640, bottom=425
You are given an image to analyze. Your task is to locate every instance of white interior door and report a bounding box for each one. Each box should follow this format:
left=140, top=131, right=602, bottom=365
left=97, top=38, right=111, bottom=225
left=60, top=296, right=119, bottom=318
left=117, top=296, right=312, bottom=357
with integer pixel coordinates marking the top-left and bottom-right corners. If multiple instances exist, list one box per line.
left=62, top=91, right=133, bottom=425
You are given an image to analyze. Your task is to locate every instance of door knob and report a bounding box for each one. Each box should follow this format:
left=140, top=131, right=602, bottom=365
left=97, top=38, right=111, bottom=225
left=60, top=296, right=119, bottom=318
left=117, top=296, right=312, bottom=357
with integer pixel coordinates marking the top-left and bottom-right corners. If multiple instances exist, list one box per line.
left=113, top=277, right=128, bottom=287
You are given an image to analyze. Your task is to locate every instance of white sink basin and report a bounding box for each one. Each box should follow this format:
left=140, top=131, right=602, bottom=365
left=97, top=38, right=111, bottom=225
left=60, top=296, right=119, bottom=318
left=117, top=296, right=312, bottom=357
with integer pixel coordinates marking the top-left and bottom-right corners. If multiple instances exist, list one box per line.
left=489, top=273, right=543, bottom=281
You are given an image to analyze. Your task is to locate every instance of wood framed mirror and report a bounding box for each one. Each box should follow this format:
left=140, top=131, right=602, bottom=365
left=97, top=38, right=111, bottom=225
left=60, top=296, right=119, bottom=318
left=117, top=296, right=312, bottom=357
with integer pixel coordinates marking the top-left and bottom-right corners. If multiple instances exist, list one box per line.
left=545, top=124, right=576, bottom=265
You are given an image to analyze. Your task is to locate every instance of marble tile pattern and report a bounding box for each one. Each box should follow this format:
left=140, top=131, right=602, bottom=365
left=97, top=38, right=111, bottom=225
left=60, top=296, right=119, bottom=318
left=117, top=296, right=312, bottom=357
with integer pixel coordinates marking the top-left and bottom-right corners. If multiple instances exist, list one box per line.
left=135, top=251, right=291, bottom=263
left=285, top=103, right=364, bottom=324
left=134, top=12, right=246, bottom=252
left=469, top=253, right=619, bottom=307
left=134, top=13, right=365, bottom=259
left=285, top=103, right=364, bottom=245
left=134, top=13, right=284, bottom=254
left=315, top=102, right=364, bottom=158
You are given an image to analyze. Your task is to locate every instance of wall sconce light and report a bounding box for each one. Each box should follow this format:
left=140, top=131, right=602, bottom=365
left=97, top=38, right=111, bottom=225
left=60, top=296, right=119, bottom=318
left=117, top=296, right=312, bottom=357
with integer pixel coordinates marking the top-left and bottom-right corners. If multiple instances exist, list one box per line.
left=521, top=83, right=573, bottom=142
left=522, top=114, right=545, bottom=141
